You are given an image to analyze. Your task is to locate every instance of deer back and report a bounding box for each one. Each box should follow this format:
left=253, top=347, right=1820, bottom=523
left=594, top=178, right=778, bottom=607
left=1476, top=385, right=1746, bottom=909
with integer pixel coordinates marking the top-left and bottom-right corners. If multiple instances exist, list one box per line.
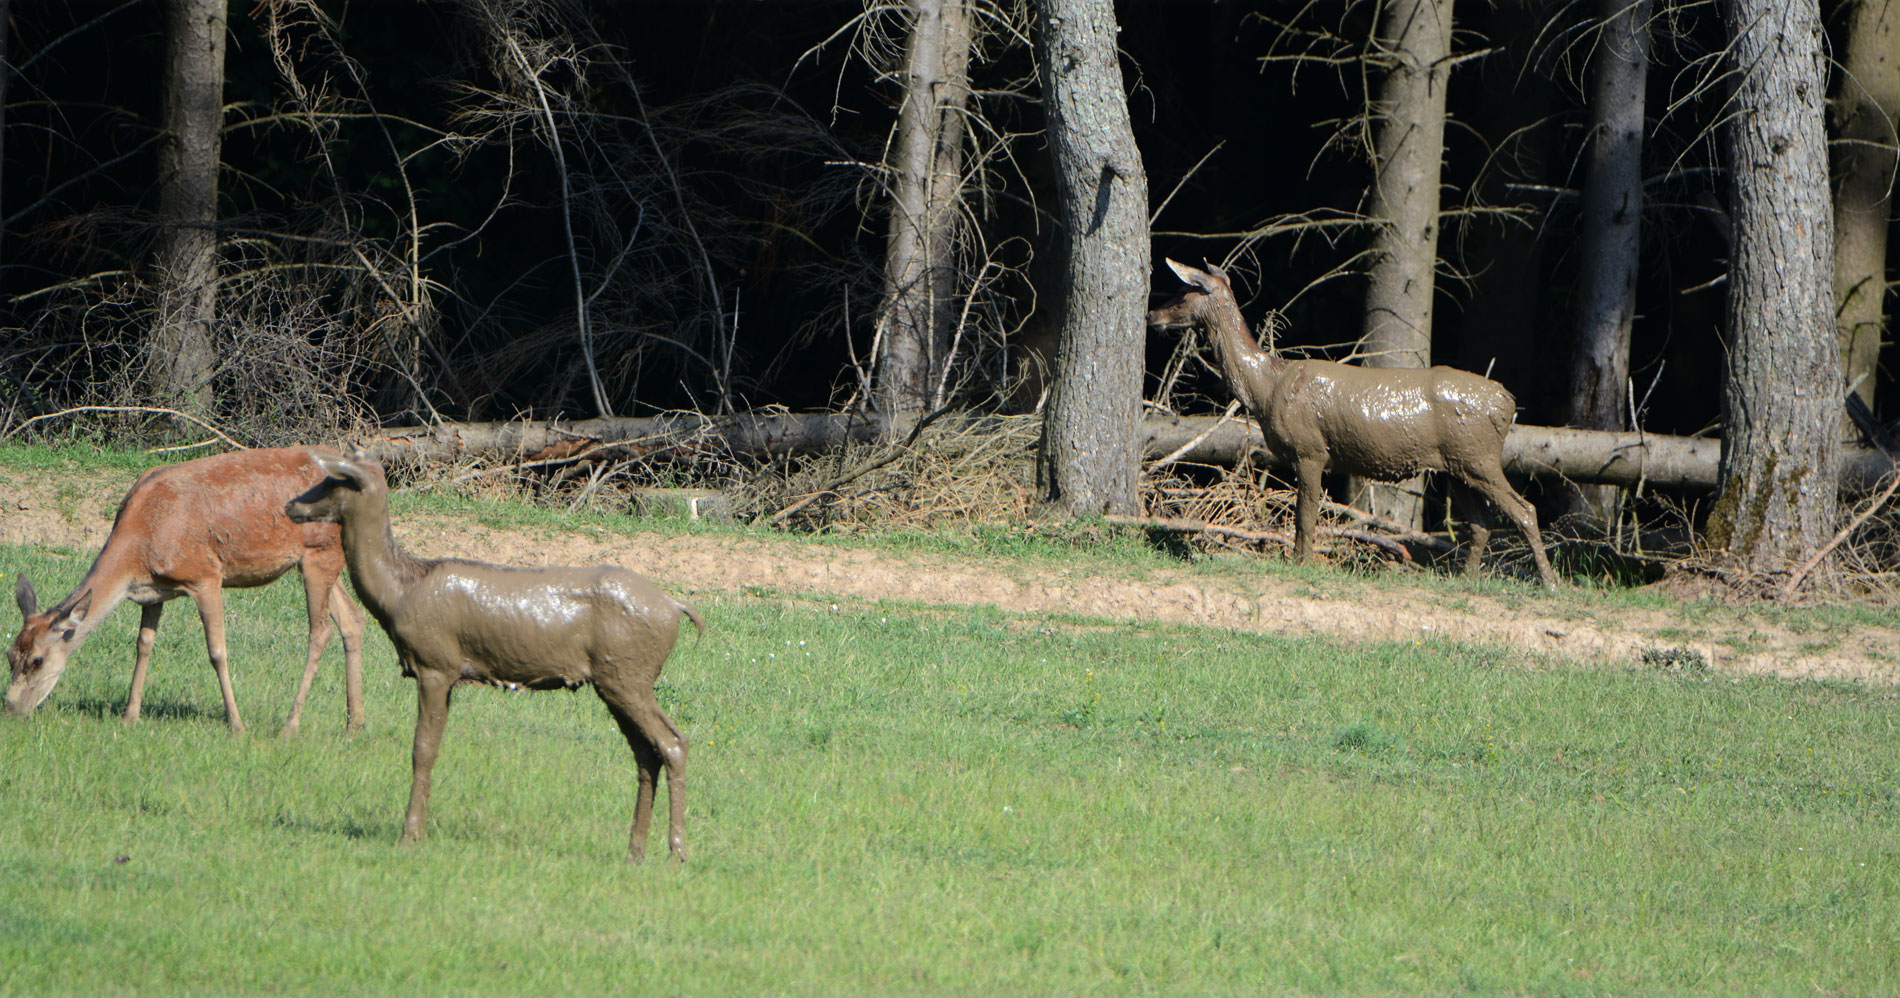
left=384, top=561, right=685, bottom=689
left=1266, top=360, right=1517, bottom=479
left=115, top=448, right=344, bottom=590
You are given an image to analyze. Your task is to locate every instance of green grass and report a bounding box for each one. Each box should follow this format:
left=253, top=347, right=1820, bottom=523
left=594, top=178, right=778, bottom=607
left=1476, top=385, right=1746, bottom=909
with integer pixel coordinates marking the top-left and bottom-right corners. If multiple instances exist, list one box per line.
left=3, top=537, right=1897, bottom=995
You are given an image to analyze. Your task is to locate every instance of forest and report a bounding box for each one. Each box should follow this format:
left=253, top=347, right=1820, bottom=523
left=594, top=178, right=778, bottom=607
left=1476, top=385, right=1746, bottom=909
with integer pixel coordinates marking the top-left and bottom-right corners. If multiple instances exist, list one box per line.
left=0, top=0, right=1895, bottom=594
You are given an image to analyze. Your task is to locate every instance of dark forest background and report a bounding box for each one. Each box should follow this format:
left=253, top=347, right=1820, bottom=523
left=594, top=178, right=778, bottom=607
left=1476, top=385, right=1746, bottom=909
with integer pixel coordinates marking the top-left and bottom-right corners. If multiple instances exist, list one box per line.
left=0, top=0, right=1894, bottom=586
left=7, top=2, right=1854, bottom=428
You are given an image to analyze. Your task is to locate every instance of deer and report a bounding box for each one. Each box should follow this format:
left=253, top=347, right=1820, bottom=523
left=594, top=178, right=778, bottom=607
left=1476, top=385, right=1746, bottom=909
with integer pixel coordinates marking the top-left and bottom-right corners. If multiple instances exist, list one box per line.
left=1148, top=259, right=1557, bottom=588
left=283, top=450, right=702, bottom=863
left=7, top=447, right=366, bottom=733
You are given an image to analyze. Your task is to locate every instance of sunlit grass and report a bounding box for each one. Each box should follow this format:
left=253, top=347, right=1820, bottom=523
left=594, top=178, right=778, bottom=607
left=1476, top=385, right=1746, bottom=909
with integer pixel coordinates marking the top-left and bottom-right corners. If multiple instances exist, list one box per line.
left=3, top=534, right=1897, bottom=994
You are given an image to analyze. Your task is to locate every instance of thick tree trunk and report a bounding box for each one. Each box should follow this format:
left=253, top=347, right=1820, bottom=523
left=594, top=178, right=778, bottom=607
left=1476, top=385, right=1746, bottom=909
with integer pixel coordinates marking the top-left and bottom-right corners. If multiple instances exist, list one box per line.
left=1355, top=0, right=1453, bottom=530
left=1707, top=0, right=1841, bottom=575
left=147, top=0, right=225, bottom=415
left=1831, top=0, right=1898, bottom=414
left=1566, top=0, right=1652, bottom=522
left=1032, top=0, right=1150, bottom=515
left=877, top=0, right=976, bottom=434
left=0, top=0, right=10, bottom=271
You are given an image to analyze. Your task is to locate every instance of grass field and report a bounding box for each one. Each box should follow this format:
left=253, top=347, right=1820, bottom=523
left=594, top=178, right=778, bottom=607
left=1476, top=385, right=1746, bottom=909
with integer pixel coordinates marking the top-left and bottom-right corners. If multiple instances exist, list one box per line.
left=2, top=450, right=1898, bottom=993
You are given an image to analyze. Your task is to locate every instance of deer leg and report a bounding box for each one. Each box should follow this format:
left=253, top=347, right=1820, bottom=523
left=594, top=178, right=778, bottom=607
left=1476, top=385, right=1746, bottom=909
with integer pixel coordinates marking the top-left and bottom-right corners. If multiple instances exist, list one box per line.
left=605, top=697, right=663, bottom=864
left=191, top=587, right=243, bottom=734
left=1293, top=457, right=1327, bottom=563
left=402, top=670, right=454, bottom=845
left=1466, top=465, right=1558, bottom=589
left=331, top=584, right=365, bottom=732
left=1450, top=481, right=1494, bottom=576
left=123, top=602, right=165, bottom=724
left=281, top=568, right=337, bottom=737
left=602, top=685, right=687, bottom=864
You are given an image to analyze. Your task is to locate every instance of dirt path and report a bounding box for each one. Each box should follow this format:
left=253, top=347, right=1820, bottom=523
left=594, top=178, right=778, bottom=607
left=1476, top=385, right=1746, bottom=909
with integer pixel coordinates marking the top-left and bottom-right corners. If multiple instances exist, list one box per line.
left=6, top=470, right=1896, bottom=685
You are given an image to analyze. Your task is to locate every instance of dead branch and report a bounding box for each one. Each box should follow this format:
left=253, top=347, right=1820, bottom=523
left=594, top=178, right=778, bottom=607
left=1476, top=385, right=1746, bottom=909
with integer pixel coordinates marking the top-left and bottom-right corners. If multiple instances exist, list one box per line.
left=10, top=405, right=245, bottom=451
left=1104, top=513, right=1291, bottom=548
left=1778, top=468, right=1900, bottom=600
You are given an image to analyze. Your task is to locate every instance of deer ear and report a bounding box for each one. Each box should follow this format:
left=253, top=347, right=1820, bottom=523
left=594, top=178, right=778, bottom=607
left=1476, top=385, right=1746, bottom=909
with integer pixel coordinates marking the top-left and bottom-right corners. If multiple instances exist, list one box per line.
left=1165, top=258, right=1202, bottom=286
left=16, top=574, right=38, bottom=619
left=1205, top=262, right=1234, bottom=287
left=309, top=449, right=369, bottom=490
left=58, top=589, right=93, bottom=630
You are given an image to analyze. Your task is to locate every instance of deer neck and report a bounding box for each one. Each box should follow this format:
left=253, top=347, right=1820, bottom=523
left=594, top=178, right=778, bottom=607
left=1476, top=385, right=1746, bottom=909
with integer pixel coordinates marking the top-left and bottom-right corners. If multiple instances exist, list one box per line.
left=334, top=488, right=416, bottom=622
left=1201, top=301, right=1283, bottom=411
left=57, top=543, right=143, bottom=639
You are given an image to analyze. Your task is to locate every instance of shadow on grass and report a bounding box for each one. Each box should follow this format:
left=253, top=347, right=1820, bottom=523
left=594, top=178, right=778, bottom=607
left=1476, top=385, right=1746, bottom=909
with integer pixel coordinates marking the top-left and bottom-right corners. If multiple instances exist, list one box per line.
left=272, top=811, right=391, bottom=841
left=54, top=696, right=225, bottom=724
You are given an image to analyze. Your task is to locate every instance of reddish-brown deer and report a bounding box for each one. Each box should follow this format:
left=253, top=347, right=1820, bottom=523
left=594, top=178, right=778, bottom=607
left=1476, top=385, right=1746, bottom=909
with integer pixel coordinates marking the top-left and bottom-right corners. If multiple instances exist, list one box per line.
left=1149, top=259, right=1557, bottom=588
left=6, top=447, right=366, bottom=733
left=284, top=450, right=702, bottom=863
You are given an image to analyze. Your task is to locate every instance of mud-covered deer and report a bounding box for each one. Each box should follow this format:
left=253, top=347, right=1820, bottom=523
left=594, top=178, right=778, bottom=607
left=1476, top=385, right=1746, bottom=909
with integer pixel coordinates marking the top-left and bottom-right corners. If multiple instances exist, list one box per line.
left=1148, top=259, right=1556, bottom=588
left=7, top=448, right=366, bottom=732
left=284, top=450, right=702, bottom=863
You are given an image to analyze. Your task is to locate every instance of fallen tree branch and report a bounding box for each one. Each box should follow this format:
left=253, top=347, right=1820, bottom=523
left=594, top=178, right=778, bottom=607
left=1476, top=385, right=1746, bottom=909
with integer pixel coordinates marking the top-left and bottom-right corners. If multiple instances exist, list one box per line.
left=342, top=410, right=1896, bottom=492
left=10, top=405, right=245, bottom=451
left=1777, top=467, right=1900, bottom=600
left=1320, top=498, right=1455, bottom=552
left=1104, top=513, right=1290, bottom=547
left=766, top=404, right=960, bottom=526
left=1148, top=400, right=1242, bottom=470
left=1333, top=528, right=1416, bottom=562
left=1104, top=515, right=1418, bottom=562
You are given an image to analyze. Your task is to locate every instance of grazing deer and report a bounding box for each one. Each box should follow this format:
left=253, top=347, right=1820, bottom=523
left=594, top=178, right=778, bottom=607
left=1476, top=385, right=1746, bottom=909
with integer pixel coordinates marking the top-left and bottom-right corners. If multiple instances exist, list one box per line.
left=1148, top=259, right=1557, bottom=588
left=6, top=447, right=366, bottom=733
left=284, top=450, right=702, bottom=863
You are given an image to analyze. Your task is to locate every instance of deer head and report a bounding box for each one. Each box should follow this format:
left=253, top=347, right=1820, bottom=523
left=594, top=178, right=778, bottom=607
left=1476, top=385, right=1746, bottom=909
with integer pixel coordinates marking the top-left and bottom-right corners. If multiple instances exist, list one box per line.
left=6, top=578, right=95, bottom=718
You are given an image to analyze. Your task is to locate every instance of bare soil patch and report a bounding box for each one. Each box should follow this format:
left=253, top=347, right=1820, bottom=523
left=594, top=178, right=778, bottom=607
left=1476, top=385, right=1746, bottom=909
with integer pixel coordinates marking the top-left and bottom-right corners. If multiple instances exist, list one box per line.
left=5, top=467, right=1895, bottom=685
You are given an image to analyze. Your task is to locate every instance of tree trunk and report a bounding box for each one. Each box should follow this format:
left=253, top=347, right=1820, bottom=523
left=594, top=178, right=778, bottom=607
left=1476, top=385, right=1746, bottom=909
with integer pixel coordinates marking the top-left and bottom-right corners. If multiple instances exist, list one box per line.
left=1033, top=0, right=1150, bottom=515
left=1706, top=0, right=1841, bottom=575
left=1354, top=0, right=1453, bottom=530
left=876, top=0, right=976, bottom=435
left=1566, top=0, right=1652, bottom=522
left=1832, top=0, right=1898, bottom=414
left=147, top=0, right=226, bottom=416
left=0, top=0, right=10, bottom=272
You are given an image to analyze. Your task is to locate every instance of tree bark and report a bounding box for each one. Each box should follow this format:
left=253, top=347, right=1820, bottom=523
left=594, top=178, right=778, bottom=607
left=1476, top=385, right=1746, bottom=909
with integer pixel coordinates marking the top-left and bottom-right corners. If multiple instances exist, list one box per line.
left=1706, top=0, right=1841, bottom=574
left=1566, top=0, right=1652, bottom=522
left=147, top=0, right=226, bottom=416
left=1355, top=0, right=1453, bottom=530
left=0, top=0, right=10, bottom=272
left=876, top=0, right=976, bottom=434
left=1032, top=0, right=1150, bottom=515
left=1831, top=0, right=1899, bottom=414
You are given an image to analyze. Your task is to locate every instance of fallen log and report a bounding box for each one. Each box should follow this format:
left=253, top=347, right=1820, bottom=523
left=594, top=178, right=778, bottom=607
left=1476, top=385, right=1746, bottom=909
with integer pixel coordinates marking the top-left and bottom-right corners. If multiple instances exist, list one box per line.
left=346, top=411, right=1891, bottom=492
left=349, top=411, right=884, bottom=467
left=1143, top=414, right=1893, bottom=492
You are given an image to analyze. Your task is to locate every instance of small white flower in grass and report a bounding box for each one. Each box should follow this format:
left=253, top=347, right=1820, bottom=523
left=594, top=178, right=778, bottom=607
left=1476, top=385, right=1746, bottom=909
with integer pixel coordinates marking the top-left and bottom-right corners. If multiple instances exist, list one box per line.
left=1002, top=806, right=1014, bottom=814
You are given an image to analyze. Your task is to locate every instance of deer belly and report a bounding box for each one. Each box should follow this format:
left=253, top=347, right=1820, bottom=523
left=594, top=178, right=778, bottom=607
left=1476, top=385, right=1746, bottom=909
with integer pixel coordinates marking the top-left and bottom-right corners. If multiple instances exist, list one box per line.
left=1326, top=439, right=1431, bottom=480
left=1318, top=389, right=1446, bottom=479
left=454, top=624, right=594, bottom=688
